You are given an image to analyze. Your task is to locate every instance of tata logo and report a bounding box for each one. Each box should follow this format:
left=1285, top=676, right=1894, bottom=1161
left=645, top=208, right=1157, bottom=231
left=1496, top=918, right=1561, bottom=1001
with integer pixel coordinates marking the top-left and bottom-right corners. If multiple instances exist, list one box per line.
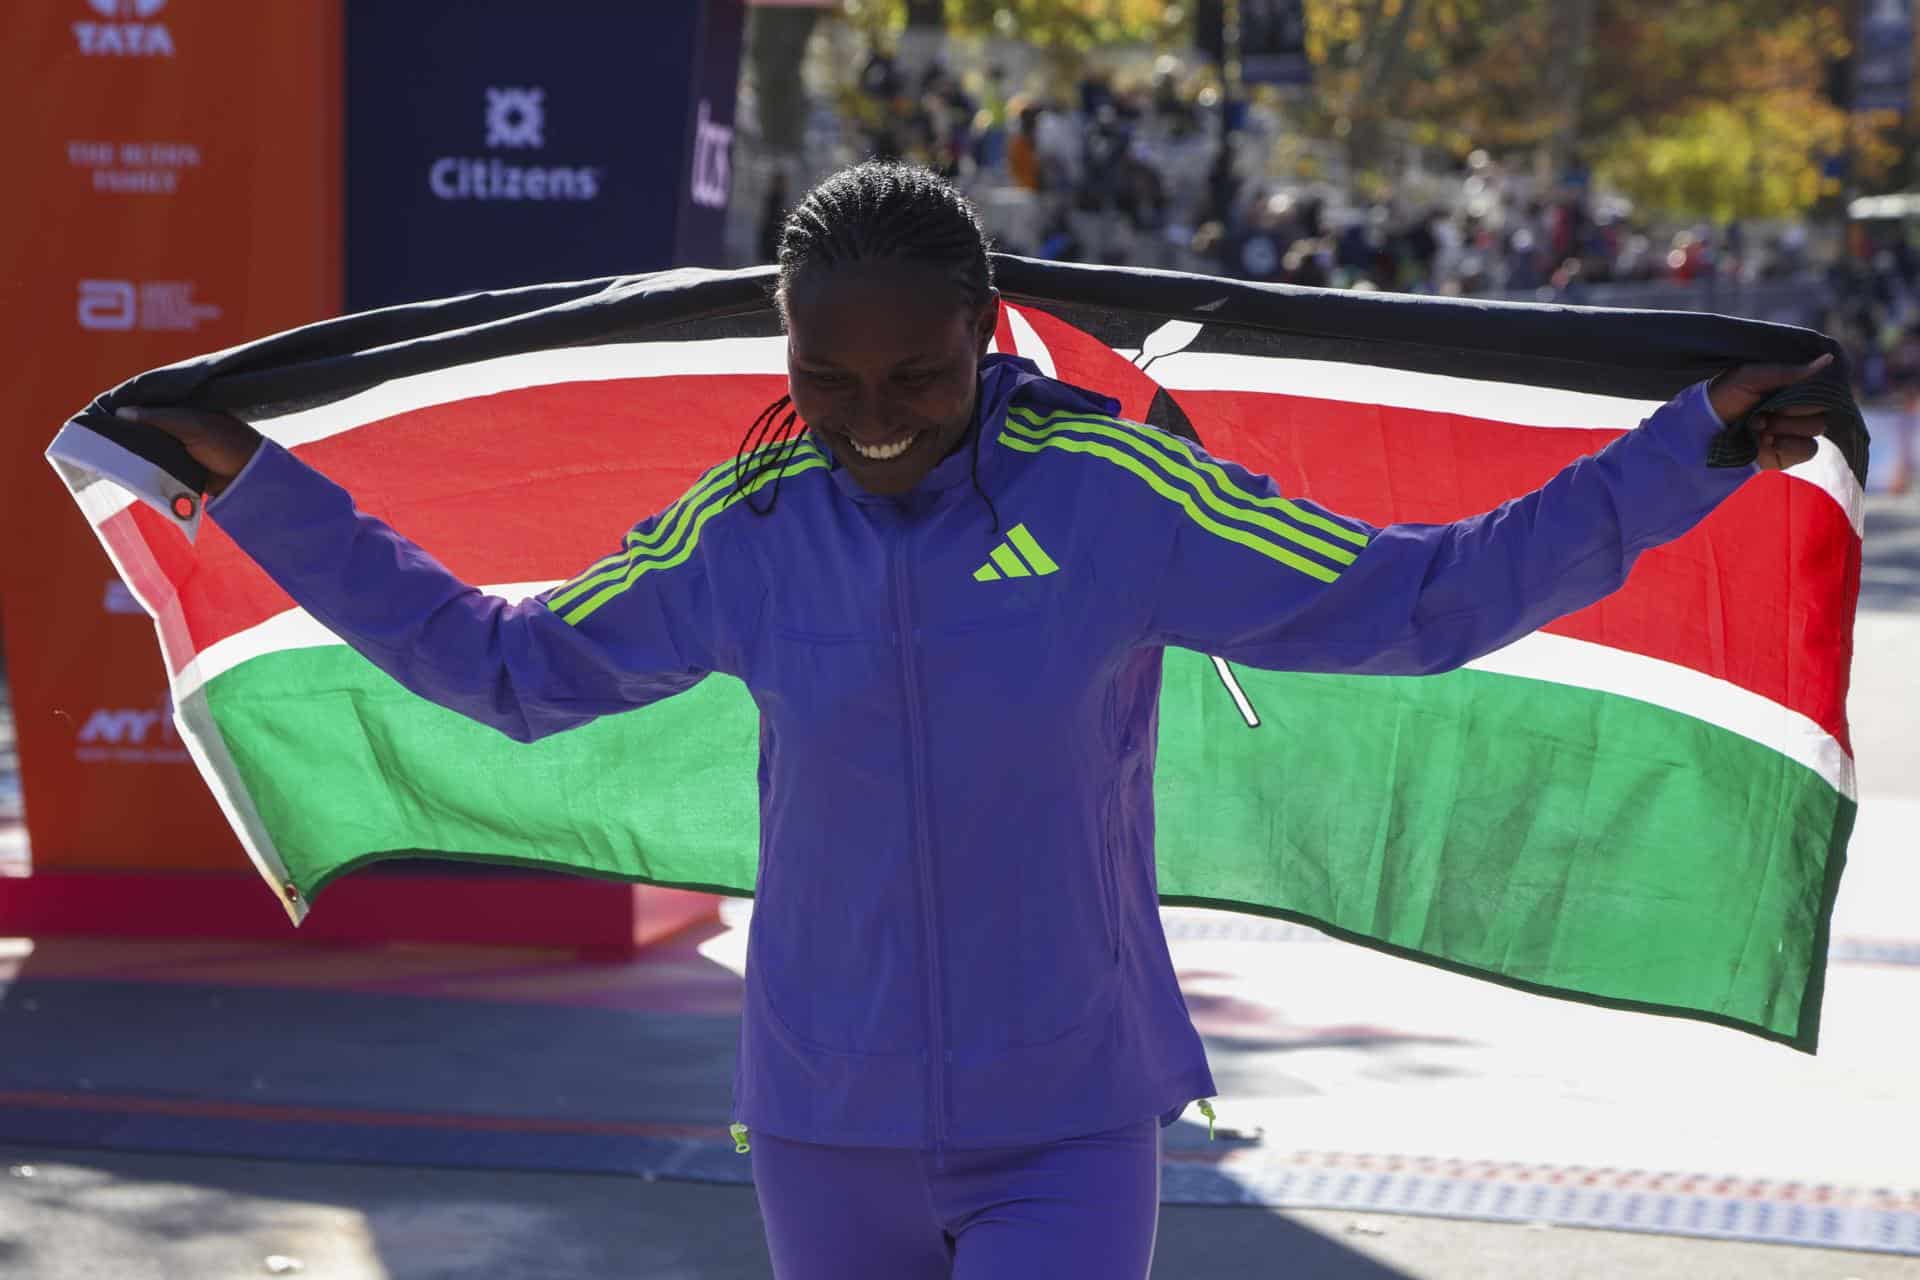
left=73, top=0, right=173, bottom=56
left=689, top=100, right=732, bottom=210
left=430, top=86, right=602, bottom=202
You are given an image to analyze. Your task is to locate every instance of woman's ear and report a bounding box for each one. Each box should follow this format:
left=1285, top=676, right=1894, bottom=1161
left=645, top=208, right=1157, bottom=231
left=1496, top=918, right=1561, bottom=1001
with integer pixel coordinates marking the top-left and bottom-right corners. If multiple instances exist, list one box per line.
left=973, top=289, right=1001, bottom=357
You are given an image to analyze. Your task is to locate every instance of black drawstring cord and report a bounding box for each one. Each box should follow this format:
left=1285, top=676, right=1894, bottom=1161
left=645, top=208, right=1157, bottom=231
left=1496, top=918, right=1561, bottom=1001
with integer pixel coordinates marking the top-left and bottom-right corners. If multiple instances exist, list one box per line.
left=967, top=391, right=1000, bottom=537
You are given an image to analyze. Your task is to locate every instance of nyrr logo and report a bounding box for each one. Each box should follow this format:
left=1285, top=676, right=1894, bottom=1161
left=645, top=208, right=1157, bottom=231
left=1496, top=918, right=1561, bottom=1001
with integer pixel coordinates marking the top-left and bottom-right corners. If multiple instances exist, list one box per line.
left=73, top=0, right=173, bottom=56
left=74, top=700, right=189, bottom=764
left=429, top=86, right=602, bottom=202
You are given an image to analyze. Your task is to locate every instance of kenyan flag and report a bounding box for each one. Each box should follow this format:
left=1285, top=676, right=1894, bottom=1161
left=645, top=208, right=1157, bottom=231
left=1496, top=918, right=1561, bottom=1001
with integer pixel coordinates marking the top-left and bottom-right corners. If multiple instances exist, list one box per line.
left=48, top=259, right=1864, bottom=1050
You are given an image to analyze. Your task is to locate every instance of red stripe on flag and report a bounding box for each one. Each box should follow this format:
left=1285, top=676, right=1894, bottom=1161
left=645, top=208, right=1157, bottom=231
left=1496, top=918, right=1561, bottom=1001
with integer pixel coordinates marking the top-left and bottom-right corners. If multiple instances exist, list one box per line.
left=122, top=369, right=1854, bottom=756
left=126, top=373, right=789, bottom=666
left=1176, top=388, right=1857, bottom=754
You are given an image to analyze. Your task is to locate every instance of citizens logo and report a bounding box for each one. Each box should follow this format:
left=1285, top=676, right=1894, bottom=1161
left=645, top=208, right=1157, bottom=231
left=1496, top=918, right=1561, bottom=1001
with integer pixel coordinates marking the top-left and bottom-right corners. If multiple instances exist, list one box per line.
left=73, top=0, right=174, bottom=56
left=77, top=279, right=222, bottom=332
left=430, top=86, right=603, bottom=203
left=485, top=87, right=545, bottom=149
left=688, top=99, right=732, bottom=210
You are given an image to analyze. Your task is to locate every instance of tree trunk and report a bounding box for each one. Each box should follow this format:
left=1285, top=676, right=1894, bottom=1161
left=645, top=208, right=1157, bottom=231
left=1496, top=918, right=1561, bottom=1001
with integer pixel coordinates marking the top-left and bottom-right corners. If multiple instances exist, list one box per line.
left=1547, top=0, right=1596, bottom=182
left=748, top=7, right=821, bottom=156
left=901, top=0, right=948, bottom=81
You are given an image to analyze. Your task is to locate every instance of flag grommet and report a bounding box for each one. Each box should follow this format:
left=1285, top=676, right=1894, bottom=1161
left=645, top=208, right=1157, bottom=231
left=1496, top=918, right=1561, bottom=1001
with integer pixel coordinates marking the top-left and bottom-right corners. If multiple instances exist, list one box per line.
left=171, top=494, right=196, bottom=520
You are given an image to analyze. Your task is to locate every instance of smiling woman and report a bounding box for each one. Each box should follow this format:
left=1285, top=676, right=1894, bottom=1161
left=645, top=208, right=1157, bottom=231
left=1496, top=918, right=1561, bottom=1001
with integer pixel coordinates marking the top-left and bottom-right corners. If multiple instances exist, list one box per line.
left=733, top=163, right=1001, bottom=507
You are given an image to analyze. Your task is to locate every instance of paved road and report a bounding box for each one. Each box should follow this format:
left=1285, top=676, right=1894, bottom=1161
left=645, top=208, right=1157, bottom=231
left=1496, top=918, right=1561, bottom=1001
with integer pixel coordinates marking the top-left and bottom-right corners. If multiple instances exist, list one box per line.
left=6, top=1143, right=1919, bottom=1280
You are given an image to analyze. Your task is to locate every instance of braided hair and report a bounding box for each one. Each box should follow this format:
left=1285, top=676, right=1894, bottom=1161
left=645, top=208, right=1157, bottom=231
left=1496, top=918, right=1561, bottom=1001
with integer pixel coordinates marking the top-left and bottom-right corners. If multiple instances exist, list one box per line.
left=735, top=161, right=999, bottom=526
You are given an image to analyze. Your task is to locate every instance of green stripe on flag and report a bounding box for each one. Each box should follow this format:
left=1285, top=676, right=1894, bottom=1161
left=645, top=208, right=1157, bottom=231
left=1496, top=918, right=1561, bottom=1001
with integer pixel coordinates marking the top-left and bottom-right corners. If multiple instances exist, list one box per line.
left=207, top=645, right=763, bottom=900
left=203, top=641, right=1845, bottom=1049
left=1150, top=647, right=1848, bottom=1051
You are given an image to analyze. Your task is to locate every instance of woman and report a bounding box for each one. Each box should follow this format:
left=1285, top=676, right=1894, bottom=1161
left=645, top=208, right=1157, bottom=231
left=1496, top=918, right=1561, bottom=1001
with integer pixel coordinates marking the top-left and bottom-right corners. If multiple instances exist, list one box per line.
left=119, top=162, right=1831, bottom=1279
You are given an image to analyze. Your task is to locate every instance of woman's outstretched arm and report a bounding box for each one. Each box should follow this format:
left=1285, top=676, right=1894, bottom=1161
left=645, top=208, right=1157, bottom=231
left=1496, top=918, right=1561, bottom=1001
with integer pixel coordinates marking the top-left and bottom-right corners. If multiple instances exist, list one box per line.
left=119, top=407, right=742, bottom=743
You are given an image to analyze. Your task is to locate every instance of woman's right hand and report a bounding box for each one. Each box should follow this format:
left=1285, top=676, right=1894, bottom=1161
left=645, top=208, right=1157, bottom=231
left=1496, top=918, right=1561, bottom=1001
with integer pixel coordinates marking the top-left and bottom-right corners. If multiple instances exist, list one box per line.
left=113, top=405, right=263, bottom=497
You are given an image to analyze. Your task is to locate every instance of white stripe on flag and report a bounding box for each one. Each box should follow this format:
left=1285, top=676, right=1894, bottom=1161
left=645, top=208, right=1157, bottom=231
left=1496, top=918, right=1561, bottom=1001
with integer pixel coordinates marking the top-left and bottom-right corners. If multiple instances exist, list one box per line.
left=1464, top=631, right=1855, bottom=800
left=1147, top=350, right=1865, bottom=536
left=174, top=581, right=563, bottom=702
left=255, top=337, right=789, bottom=448
left=1149, top=349, right=1666, bottom=428
left=176, top=597, right=1854, bottom=799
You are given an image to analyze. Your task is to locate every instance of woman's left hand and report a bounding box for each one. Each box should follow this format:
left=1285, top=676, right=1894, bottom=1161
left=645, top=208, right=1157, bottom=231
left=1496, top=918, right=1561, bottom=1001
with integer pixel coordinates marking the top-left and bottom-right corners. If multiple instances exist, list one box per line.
left=1707, top=352, right=1834, bottom=472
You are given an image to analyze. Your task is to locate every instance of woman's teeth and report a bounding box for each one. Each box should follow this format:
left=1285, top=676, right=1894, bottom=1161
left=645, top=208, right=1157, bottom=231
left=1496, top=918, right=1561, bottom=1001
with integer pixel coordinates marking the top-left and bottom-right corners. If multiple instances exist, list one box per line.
left=848, top=432, right=919, bottom=461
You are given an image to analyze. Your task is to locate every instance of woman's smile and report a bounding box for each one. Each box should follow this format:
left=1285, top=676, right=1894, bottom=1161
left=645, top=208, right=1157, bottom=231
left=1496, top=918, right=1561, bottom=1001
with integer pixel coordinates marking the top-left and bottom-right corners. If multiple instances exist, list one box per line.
left=840, top=428, right=925, bottom=462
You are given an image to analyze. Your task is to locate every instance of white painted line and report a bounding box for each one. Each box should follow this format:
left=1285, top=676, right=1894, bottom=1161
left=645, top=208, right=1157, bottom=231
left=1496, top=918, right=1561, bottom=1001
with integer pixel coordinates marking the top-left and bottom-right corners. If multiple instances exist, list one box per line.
left=1156, top=1151, right=1920, bottom=1256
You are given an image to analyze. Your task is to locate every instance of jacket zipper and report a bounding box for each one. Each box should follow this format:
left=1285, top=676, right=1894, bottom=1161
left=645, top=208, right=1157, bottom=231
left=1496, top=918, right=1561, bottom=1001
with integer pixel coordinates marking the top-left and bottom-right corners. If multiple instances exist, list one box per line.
left=889, top=520, right=950, bottom=1170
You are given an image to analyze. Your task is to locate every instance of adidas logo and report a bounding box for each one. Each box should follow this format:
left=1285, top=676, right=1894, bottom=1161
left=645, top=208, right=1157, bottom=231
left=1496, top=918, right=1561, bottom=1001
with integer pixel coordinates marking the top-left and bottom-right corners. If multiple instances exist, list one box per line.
left=972, top=523, right=1059, bottom=582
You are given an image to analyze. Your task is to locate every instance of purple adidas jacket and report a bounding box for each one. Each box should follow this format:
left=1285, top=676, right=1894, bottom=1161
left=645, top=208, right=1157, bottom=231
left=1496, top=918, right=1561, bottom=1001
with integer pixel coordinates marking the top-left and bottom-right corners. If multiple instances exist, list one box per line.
left=208, top=354, right=1749, bottom=1166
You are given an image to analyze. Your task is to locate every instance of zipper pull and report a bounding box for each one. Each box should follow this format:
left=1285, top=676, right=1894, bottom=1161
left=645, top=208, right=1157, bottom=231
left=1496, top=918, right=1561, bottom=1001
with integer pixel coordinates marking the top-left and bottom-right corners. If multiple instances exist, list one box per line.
left=1197, top=1099, right=1217, bottom=1141
left=729, top=1122, right=751, bottom=1154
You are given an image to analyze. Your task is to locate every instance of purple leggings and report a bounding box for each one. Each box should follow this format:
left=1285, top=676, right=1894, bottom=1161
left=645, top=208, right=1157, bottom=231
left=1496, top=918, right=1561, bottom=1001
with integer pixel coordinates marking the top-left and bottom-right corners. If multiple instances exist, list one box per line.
left=748, top=1116, right=1164, bottom=1279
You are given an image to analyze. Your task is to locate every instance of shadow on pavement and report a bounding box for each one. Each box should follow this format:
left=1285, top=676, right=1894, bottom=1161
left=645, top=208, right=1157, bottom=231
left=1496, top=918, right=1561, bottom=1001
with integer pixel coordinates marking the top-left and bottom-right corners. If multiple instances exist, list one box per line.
left=1861, top=492, right=1920, bottom=612
left=0, top=1142, right=1418, bottom=1279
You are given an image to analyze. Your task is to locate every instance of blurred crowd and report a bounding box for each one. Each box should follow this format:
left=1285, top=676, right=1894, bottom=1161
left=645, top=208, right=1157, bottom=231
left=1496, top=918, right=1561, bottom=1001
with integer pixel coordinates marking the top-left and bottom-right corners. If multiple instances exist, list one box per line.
left=806, top=53, right=1822, bottom=304
left=747, top=44, right=1914, bottom=493
left=1829, top=240, right=1920, bottom=493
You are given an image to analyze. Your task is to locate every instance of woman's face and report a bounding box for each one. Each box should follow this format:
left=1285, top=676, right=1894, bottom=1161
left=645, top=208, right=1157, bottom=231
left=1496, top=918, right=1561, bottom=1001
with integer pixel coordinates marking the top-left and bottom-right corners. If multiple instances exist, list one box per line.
left=784, top=261, right=997, bottom=497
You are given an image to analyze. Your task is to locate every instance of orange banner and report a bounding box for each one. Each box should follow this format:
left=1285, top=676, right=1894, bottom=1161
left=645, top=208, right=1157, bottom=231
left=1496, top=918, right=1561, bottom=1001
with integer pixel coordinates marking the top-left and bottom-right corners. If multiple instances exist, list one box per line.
left=2, top=0, right=340, bottom=871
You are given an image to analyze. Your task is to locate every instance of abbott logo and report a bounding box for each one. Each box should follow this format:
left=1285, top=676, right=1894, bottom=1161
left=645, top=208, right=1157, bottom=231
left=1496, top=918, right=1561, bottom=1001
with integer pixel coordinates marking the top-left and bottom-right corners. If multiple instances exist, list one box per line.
left=73, top=0, right=173, bottom=56
left=430, top=86, right=602, bottom=202
left=689, top=99, right=733, bottom=210
left=77, top=279, right=221, bottom=332
left=77, top=279, right=135, bottom=330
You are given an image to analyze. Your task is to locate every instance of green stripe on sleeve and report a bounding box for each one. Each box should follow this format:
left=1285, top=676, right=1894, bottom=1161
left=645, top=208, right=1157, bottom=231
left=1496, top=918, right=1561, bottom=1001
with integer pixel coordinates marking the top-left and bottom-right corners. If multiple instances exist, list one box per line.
left=558, top=453, right=828, bottom=625
left=1010, top=406, right=1370, bottom=553
left=548, top=439, right=822, bottom=610
left=998, top=428, right=1341, bottom=583
left=1007, top=409, right=1361, bottom=567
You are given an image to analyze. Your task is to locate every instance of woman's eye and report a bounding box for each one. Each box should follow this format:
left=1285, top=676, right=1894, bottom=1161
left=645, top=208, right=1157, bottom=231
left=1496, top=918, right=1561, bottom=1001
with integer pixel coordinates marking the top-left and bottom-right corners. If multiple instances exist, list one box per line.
left=895, top=370, right=937, bottom=388
left=807, top=370, right=849, bottom=387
